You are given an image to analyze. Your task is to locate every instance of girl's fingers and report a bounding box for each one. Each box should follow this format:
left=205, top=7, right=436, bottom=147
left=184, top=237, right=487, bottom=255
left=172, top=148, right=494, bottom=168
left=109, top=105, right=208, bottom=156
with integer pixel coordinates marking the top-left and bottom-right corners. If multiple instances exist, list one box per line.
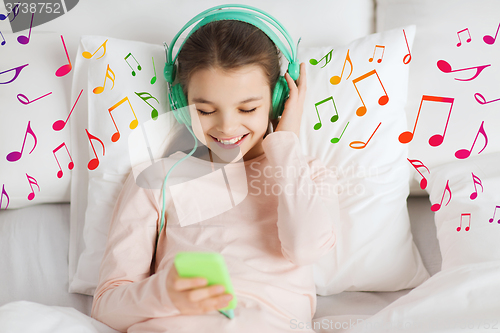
left=298, top=63, right=307, bottom=91
left=285, top=72, right=297, bottom=101
left=174, top=277, right=207, bottom=291
left=188, top=284, right=226, bottom=302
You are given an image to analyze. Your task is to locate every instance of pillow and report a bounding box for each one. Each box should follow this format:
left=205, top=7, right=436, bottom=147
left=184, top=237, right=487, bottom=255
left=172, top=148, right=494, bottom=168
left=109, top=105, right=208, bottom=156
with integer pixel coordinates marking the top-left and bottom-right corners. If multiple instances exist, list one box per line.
left=300, top=25, right=429, bottom=294
left=0, top=33, right=73, bottom=209
left=376, top=0, right=500, bottom=195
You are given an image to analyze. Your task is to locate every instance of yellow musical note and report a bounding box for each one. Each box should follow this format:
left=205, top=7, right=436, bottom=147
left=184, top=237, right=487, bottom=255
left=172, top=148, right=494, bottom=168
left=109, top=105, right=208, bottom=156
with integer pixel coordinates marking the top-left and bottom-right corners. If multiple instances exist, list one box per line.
left=93, top=64, right=115, bottom=94
left=82, top=39, right=108, bottom=59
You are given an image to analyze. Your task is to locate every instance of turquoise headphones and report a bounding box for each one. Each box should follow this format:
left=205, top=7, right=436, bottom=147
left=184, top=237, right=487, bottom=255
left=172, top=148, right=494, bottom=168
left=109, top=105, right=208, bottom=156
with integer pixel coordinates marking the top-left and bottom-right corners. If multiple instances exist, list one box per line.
left=156, top=4, right=300, bottom=248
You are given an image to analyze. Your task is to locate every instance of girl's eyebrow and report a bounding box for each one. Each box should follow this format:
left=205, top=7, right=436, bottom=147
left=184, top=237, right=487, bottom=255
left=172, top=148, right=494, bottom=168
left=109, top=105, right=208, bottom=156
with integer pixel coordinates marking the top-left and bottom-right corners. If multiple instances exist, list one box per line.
left=192, top=96, right=263, bottom=105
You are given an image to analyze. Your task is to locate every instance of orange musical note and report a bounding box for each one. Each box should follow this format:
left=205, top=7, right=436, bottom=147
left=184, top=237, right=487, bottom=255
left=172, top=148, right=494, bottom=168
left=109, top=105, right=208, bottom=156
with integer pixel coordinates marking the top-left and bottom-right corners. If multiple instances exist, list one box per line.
left=313, top=96, right=338, bottom=130
left=53, top=89, right=83, bottom=131
left=55, top=35, right=72, bottom=77
left=17, top=91, right=52, bottom=105
left=407, top=158, right=430, bottom=190
left=431, top=179, right=452, bottom=212
left=85, top=129, right=105, bottom=171
left=437, top=60, right=490, bottom=81
left=25, top=173, right=40, bottom=201
left=135, top=91, right=160, bottom=120
left=352, top=69, right=389, bottom=116
left=331, top=122, right=349, bottom=144
left=403, top=29, right=412, bottom=64
left=93, top=64, right=115, bottom=94
left=484, top=23, right=500, bottom=45
left=330, top=49, right=352, bottom=85
left=151, top=57, right=157, bottom=84
left=399, top=95, right=454, bottom=146
left=455, top=121, right=488, bottom=159
left=310, top=49, right=334, bottom=68
left=457, top=213, right=471, bottom=232
left=17, top=13, right=33, bottom=45
left=0, top=63, right=29, bottom=85
left=82, top=39, right=108, bottom=59
left=108, top=96, right=139, bottom=142
left=489, top=205, right=500, bottom=224
left=0, top=3, right=20, bottom=22
left=0, top=184, right=9, bottom=210
left=474, top=93, right=500, bottom=105
left=6, top=121, right=37, bottom=162
left=369, top=45, right=385, bottom=63
left=349, top=122, right=381, bottom=149
left=53, top=142, right=74, bottom=178
left=124, top=53, right=141, bottom=76
left=469, top=172, right=483, bottom=200
left=456, top=28, right=472, bottom=47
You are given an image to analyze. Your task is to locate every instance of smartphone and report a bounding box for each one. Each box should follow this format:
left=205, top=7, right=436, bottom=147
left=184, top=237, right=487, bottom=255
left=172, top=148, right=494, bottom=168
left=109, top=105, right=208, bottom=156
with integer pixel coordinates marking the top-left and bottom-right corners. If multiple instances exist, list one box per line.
left=174, top=252, right=237, bottom=317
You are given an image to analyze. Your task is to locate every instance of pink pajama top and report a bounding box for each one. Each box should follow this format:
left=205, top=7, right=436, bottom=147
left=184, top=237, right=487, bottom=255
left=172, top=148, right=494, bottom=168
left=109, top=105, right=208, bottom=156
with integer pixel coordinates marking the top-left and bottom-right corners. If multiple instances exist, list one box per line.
left=91, top=131, right=339, bottom=333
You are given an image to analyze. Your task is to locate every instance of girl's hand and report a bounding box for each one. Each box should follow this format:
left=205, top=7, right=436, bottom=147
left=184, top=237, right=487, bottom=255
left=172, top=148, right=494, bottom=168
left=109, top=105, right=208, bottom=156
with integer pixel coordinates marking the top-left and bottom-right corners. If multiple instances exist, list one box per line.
left=272, top=62, right=307, bottom=138
left=166, top=265, right=233, bottom=315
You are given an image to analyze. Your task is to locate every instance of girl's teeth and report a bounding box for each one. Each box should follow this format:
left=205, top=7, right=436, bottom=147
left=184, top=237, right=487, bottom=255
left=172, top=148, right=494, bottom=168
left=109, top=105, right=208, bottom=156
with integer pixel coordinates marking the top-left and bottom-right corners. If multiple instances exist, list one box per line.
left=217, top=135, right=244, bottom=144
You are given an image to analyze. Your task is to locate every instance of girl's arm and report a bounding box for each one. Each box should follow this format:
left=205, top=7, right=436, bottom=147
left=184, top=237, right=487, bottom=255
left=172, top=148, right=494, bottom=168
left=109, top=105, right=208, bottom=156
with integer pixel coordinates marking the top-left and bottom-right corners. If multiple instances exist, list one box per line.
left=261, top=130, right=339, bottom=266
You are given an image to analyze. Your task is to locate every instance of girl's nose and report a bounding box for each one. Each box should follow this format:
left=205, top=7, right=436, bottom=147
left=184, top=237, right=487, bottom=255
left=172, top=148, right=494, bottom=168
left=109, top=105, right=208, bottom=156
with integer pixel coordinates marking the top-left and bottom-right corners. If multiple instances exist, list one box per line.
left=216, top=112, right=240, bottom=135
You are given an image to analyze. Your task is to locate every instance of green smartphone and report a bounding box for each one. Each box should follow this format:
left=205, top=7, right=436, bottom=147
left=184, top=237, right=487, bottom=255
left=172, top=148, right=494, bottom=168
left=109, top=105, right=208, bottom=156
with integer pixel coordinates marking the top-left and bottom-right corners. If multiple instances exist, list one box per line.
left=174, top=252, right=237, bottom=318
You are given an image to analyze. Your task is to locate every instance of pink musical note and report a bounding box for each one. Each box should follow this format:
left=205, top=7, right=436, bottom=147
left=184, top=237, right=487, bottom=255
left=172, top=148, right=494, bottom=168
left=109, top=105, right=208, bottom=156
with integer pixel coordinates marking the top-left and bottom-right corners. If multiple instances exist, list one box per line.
left=93, top=64, right=115, bottom=94
left=431, top=179, right=452, bottom=212
left=456, top=28, right=472, bottom=47
left=85, top=129, right=105, bottom=170
left=469, top=172, right=483, bottom=200
left=108, top=96, right=139, bottom=142
left=25, top=173, right=40, bottom=201
left=0, top=3, right=20, bottom=22
left=437, top=60, right=490, bottom=81
left=17, top=91, right=52, bottom=105
left=474, top=93, right=500, bottom=105
left=352, top=69, right=389, bottom=117
left=489, top=205, right=500, bottom=223
left=309, top=48, right=333, bottom=68
left=399, top=95, right=454, bottom=147
left=0, top=184, right=9, bottom=210
left=0, top=63, right=29, bottom=85
left=455, top=121, right=487, bottom=159
left=483, top=23, right=500, bottom=45
left=53, top=89, right=83, bottom=131
left=349, top=122, right=382, bottom=149
left=17, top=13, right=33, bottom=45
left=82, top=39, right=108, bottom=59
left=330, top=49, right=352, bottom=85
left=369, top=45, right=385, bottom=63
left=55, top=35, right=72, bottom=77
left=407, top=158, right=430, bottom=190
left=457, top=213, right=471, bottom=232
left=403, top=29, right=412, bottom=64
left=6, top=121, right=37, bottom=162
left=53, top=142, right=74, bottom=178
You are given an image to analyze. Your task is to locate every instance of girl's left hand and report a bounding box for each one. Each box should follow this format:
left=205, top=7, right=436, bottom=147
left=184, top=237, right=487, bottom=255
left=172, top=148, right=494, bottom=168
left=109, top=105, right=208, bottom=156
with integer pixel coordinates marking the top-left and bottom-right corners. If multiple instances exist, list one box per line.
left=273, top=62, right=307, bottom=138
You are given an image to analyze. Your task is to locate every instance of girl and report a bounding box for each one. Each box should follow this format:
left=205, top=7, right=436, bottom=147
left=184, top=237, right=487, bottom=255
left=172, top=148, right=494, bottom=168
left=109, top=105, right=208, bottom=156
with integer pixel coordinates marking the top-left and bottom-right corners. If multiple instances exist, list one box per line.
left=91, top=13, right=340, bottom=333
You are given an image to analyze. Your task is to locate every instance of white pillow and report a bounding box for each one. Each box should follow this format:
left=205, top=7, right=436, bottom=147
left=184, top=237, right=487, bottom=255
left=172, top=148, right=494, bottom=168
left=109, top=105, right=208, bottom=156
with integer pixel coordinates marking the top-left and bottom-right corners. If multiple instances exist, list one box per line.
left=0, top=33, right=73, bottom=209
left=300, top=26, right=429, bottom=294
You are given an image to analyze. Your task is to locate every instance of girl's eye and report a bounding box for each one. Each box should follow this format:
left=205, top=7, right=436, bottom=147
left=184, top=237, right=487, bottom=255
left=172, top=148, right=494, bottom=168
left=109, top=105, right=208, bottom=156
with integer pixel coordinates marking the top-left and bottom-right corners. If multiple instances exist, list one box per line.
left=197, top=109, right=215, bottom=116
left=240, top=108, right=257, bottom=113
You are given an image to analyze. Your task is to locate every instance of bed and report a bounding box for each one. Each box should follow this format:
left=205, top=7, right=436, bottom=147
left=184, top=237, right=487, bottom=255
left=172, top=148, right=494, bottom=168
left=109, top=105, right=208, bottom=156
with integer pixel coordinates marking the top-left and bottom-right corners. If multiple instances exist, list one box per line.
left=1, top=0, right=500, bottom=332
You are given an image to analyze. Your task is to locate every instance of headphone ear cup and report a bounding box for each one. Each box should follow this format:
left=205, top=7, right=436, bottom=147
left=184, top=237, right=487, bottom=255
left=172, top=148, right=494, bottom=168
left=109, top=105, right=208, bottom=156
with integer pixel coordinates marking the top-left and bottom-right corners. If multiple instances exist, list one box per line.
left=270, top=76, right=290, bottom=120
left=170, top=84, right=191, bottom=127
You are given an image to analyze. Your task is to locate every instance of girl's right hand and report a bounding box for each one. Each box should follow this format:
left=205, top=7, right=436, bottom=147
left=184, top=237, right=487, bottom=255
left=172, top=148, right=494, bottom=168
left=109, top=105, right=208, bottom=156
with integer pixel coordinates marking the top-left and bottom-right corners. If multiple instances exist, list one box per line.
left=166, top=265, right=233, bottom=315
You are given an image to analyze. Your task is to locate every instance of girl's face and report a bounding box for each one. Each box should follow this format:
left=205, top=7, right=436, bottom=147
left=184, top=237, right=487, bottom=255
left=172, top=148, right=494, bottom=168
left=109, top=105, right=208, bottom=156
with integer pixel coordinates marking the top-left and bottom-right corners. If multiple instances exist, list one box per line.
left=187, top=65, right=271, bottom=163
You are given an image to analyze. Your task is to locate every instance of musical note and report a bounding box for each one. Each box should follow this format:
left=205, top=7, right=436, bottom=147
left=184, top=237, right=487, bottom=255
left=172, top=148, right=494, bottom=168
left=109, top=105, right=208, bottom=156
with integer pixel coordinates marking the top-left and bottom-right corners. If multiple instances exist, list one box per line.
left=309, top=49, right=333, bottom=68
left=349, top=122, right=381, bottom=149
left=369, top=45, right=385, bottom=63
left=108, top=96, right=139, bottom=142
left=489, top=205, right=500, bottom=223
left=151, top=57, right=157, bottom=84
left=25, top=173, right=40, bottom=201
left=455, top=121, right=487, bottom=159
left=330, top=49, right=352, bottom=85
left=93, top=64, right=115, bottom=94
left=0, top=31, right=6, bottom=46
left=17, top=13, right=33, bottom=45
left=0, top=184, right=9, bottom=210
left=474, top=93, right=500, bottom=105
left=457, top=213, right=471, bottom=232
left=17, top=91, right=52, bottom=105
left=124, top=53, right=141, bottom=76
left=55, top=35, right=72, bottom=77
left=0, top=63, right=29, bottom=85
left=407, top=158, right=430, bottom=190
left=403, top=29, right=411, bottom=64
left=352, top=69, right=389, bottom=117
left=399, top=95, right=454, bottom=146
left=469, top=172, right=483, bottom=200
left=484, top=23, right=500, bottom=45
left=331, top=122, right=349, bottom=144
left=53, top=142, right=74, bottom=178
left=82, top=39, right=108, bottom=59
left=135, top=91, right=160, bottom=120
left=6, top=121, right=37, bottom=162
left=53, top=89, right=83, bottom=131
left=456, top=28, right=472, bottom=47
left=85, top=129, right=105, bottom=171
left=431, top=179, right=452, bottom=212
left=0, top=3, right=20, bottom=22
left=313, top=96, right=338, bottom=130
left=437, top=60, right=490, bottom=81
